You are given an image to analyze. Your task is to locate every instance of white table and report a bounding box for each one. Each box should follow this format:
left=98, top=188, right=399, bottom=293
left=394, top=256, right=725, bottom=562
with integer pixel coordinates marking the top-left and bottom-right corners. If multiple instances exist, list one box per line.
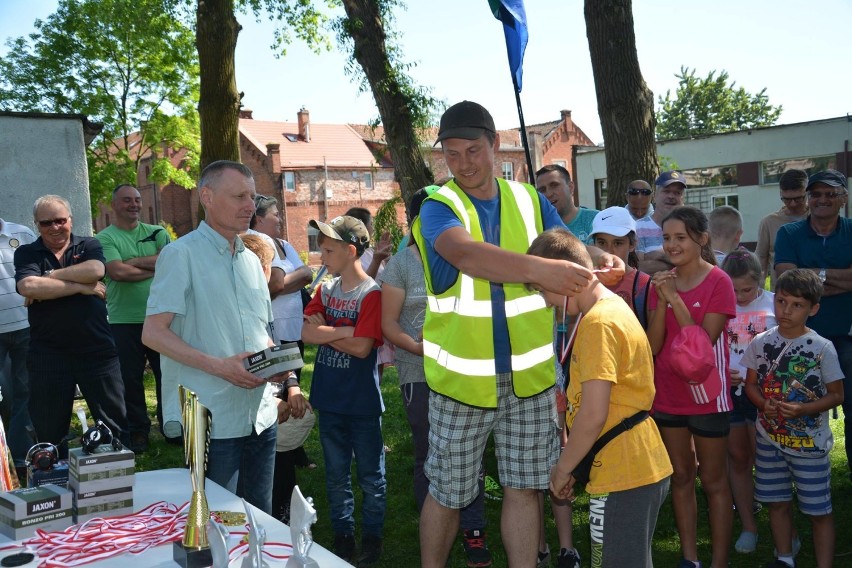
left=1, top=468, right=352, bottom=567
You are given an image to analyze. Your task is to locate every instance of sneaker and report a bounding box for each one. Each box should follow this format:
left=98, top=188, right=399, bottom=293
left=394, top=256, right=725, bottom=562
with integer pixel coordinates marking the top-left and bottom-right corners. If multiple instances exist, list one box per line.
left=764, top=560, right=795, bottom=568
left=537, top=545, right=551, bottom=567
left=556, top=548, right=580, bottom=568
left=462, top=529, right=492, bottom=567
left=129, top=431, right=149, bottom=454
left=333, top=533, right=355, bottom=562
left=677, top=560, right=702, bottom=568
left=735, top=531, right=758, bottom=553
left=484, top=475, right=503, bottom=501
left=773, top=535, right=802, bottom=559
left=357, top=534, right=383, bottom=567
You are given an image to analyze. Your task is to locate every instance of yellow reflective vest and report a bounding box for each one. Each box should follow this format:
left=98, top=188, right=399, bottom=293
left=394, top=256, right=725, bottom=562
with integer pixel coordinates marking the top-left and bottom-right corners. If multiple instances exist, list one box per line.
left=412, top=178, right=555, bottom=408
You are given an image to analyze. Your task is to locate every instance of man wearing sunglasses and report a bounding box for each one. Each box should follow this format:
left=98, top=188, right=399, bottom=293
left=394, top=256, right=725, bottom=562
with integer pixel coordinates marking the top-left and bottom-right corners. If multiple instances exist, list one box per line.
left=775, top=169, right=852, bottom=482
left=624, top=180, right=654, bottom=221
left=13, top=195, right=128, bottom=456
left=636, top=170, right=687, bottom=274
left=755, top=169, right=808, bottom=287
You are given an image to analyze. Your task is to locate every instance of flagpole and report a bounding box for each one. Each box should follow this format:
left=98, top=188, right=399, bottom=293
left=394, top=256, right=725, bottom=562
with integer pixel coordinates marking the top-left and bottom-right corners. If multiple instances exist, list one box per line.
left=512, top=75, right=535, bottom=186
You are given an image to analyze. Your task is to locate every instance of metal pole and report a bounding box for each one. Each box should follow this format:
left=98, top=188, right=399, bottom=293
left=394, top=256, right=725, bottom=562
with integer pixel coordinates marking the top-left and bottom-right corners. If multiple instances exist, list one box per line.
left=513, top=75, right=535, bottom=186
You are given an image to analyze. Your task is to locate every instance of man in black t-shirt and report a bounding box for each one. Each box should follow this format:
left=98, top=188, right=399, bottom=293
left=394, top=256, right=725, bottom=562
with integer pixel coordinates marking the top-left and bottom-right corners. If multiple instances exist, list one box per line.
left=14, top=195, right=127, bottom=454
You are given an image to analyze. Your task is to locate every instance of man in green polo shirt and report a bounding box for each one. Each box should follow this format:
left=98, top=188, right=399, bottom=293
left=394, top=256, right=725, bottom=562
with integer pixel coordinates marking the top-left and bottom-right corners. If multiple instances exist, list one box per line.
left=96, top=185, right=170, bottom=453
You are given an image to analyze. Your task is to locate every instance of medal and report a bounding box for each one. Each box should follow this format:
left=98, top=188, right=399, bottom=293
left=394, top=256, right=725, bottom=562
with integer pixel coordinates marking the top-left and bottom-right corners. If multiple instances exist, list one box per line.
left=9, top=238, right=19, bottom=248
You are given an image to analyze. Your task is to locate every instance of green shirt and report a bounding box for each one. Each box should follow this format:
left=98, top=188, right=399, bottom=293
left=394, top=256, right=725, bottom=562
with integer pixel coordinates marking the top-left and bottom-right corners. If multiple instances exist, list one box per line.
left=96, top=222, right=170, bottom=324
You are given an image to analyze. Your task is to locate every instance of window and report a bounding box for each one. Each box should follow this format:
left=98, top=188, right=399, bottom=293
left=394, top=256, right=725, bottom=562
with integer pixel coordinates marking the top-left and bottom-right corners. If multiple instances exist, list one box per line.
left=761, top=155, right=837, bottom=184
left=711, top=193, right=739, bottom=209
left=307, top=224, right=319, bottom=253
left=553, top=160, right=567, bottom=168
left=283, top=171, right=295, bottom=192
left=594, top=179, right=608, bottom=209
left=680, top=165, right=737, bottom=188
left=502, top=162, right=514, bottom=180
left=363, top=172, right=373, bottom=189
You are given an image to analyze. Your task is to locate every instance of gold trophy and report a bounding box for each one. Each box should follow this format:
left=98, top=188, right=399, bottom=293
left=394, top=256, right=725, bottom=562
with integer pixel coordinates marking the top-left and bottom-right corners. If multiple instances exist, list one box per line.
left=173, top=385, right=213, bottom=568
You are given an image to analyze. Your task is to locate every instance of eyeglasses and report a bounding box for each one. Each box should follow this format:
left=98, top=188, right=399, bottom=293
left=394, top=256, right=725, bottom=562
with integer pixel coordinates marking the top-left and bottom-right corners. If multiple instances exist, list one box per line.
left=780, top=195, right=805, bottom=204
left=807, top=191, right=847, bottom=200
left=38, top=217, right=69, bottom=228
left=627, top=188, right=652, bottom=196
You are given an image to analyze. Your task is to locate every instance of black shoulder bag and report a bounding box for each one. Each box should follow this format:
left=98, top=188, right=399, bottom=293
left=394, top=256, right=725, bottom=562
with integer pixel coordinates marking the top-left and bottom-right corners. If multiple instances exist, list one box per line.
left=572, top=410, right=649, bottom=485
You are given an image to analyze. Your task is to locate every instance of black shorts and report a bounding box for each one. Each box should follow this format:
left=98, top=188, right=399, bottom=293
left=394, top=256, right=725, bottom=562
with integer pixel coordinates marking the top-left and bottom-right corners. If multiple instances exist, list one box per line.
left=653, top=411, right=730, bottom=438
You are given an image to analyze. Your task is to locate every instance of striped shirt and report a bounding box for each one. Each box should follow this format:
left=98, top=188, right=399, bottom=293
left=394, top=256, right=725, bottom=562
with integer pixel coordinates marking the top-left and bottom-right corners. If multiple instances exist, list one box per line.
left=0, top=219, right=35, bottom=333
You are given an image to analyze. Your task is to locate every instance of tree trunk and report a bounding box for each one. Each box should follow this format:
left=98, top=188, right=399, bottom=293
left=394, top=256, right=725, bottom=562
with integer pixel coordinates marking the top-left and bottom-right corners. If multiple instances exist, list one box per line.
left=340, top=0, right=433, bottom=207
left=196, top=0, right=242, bottom=171
left=584, top=0, right=657, bottom=207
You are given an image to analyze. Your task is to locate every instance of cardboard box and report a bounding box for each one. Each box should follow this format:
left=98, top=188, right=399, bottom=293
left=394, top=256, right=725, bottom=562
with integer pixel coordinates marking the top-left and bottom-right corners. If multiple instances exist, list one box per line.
left=72, top=485, right=133, bottom=509
left=73, top=498, right=134, bottom=523
left=26, top=461, right=69, bottom=488
left=243, top=343, right=303, bottom=380
left=0, top=484, right=73, bottom=540
left=70, top=464, right=136, bottom=483
left=68, top=468, right=135, bottom=494
left=68, top=447, right=135, bottom=477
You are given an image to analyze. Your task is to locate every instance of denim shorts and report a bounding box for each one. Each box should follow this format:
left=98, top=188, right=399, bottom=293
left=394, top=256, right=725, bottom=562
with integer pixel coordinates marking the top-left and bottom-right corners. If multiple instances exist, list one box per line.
left=729, top=387, right=758, bottom=426
left=653, top=410, right=731, bottom=438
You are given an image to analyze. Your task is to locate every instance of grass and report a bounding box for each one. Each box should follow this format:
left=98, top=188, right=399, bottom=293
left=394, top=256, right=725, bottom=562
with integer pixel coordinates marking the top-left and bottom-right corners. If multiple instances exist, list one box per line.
left=132, top=345, right=852, bottom=567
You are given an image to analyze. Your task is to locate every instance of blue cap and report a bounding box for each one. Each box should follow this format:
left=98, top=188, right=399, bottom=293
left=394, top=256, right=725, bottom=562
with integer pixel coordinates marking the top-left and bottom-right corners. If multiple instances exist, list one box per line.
left=655, top=170, right=687, bottom=189
left=807, top=169, right=847, bottom=191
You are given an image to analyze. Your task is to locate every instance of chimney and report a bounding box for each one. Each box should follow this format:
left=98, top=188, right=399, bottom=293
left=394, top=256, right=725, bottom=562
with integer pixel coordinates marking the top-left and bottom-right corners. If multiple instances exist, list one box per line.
left=239, top=108, right=253, bottom=119
left=266, top=143, right=281, bottom=174
left=297, top=107, right=310, bottom=142
left=528, top=131, right=544, bottom=176
left=560, top=109, right=573, bottom=130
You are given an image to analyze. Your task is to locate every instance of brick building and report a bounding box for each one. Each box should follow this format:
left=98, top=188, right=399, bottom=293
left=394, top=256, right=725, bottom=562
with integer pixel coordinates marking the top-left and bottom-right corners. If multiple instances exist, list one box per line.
left=94, top=108, right=401, bottom=256
left=353, top=109, right=595, bottom=193
left=93, top=108, right=595, bottom=255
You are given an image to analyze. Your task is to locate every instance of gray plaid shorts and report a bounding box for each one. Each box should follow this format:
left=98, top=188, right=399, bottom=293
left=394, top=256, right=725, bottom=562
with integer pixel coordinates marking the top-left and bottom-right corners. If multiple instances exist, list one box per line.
left=425, top=372, right=560, bottom=509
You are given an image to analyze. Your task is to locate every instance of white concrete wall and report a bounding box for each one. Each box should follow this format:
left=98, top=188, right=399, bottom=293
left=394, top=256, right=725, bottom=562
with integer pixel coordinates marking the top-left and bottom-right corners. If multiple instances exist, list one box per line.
left=0, top=115, right=94, bottom=235
left=576, top=117, right=852, bottom=243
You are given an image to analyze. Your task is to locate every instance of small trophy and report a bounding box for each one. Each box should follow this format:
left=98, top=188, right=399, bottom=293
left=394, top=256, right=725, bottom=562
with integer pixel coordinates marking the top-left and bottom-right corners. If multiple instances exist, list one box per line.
left=174, top=385, right=213, bottom=568
left=241, top=498, right=269, bottom=568
left=285, top=486, right=320, bottom=567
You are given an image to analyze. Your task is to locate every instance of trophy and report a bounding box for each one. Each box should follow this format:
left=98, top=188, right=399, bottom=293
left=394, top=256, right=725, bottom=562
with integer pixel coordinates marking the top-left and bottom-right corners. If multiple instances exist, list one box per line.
left=285, top=486, right=320, bottom=567
left=174, top=385, right=213, bottom=568
left=241, top=498, right=269, bottom=568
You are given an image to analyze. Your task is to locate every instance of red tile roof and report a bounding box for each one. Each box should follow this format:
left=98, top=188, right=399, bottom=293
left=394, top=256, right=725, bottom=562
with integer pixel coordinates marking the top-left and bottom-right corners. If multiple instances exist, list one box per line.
left=240, top=119, right=381, bottom=169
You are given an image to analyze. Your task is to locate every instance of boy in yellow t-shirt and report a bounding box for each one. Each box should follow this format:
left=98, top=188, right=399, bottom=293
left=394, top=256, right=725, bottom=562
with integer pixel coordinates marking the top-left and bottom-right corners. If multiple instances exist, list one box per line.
left=527, top=228, right=672, bottom=567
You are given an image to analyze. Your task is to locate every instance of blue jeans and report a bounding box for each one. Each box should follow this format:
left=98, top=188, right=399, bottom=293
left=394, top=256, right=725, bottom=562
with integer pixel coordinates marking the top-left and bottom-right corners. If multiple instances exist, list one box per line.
left=0, top=328, right=32, bottom=465
left=831, top=336, right=852, bottom=472
left=207, top=424, right=276, bottom=515
left=319, top=411, right=386, bottom=536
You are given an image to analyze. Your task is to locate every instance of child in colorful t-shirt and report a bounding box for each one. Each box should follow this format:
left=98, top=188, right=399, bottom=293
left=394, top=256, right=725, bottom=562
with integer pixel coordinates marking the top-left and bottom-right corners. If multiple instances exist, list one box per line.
left=742, top=269, right=844, bottom=568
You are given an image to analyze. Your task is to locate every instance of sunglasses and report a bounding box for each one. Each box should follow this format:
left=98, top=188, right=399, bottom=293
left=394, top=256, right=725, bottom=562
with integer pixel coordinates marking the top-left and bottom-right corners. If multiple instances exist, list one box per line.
left=627, top=188, right=652, bottom=196
left=807, top=191, right=846, bottom=200
left=38, top=217, right=69, bottom=228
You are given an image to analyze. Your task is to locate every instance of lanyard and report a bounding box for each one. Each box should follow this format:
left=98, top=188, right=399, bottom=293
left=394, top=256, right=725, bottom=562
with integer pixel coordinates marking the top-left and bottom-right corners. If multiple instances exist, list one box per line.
left=558, top=296, right=582, bottom=366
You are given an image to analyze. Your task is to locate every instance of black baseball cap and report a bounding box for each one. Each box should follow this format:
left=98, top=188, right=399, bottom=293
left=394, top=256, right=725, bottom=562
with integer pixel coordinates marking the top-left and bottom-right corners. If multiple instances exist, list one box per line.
left=309, top=216, right=371, bottom=252
left=806, top=169, right=847, bottom=191
left=435, top=101, right=496, bottom=145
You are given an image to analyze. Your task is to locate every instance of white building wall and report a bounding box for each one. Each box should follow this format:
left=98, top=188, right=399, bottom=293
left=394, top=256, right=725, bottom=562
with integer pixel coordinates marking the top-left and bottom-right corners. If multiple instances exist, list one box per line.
left=0, top=114, right=94, bottom=235
left=576, top=117, right=852, bottom=243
